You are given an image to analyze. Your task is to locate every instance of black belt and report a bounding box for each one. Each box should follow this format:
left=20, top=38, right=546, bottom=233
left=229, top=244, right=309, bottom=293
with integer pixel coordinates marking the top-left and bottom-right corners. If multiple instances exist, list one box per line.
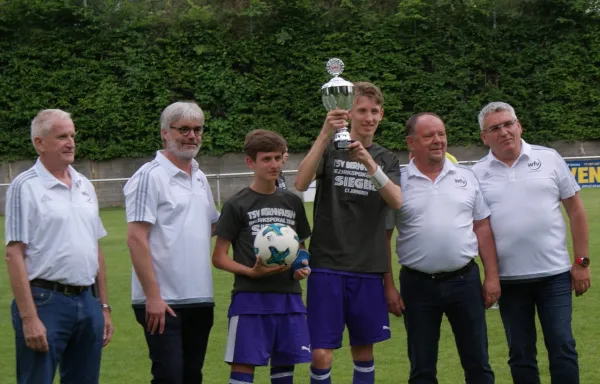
left=402, top=260, right=475, bottom=281
left=30, top=279, right=90, bottom=295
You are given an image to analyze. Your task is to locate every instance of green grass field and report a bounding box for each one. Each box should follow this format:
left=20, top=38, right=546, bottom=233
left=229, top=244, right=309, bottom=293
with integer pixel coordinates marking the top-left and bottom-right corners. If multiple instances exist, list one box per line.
left=1, top=190, right=599, bottom=383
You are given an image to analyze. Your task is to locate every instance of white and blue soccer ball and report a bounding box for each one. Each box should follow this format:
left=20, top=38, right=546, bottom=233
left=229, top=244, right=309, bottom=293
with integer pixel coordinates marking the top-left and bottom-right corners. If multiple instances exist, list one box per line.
left=253, top=223, right=300, bottom=267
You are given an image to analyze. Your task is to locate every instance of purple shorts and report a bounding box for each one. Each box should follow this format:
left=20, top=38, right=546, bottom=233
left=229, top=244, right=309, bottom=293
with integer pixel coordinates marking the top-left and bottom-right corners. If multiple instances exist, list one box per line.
left=306, top=270, right=391, bottom=349
left=224, top=313, right=312, bottom=366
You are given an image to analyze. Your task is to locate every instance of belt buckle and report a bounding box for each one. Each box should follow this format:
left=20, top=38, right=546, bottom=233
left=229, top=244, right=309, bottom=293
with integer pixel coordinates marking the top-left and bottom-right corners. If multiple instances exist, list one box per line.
left=63, top=285, right=76, bottom=295
left=49, top=282, right=63, bottom=294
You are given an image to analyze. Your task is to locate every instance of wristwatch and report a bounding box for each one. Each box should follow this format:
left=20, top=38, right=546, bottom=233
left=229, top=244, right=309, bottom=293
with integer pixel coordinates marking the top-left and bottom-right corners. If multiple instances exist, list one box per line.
left=575, top=257, right=590, bottom=267
left=101, top=304, right=112, bottom=313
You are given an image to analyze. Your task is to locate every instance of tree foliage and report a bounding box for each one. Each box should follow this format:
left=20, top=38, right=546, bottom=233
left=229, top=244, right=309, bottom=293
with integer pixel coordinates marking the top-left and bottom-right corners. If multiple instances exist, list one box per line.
left=0, top=0, right=599, bottom=160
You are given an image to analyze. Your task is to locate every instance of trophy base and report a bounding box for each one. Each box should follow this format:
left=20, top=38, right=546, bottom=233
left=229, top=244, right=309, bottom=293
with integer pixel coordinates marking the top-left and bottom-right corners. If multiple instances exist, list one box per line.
left=333, top=128, right=353, bottom=151
left=334, top=139, right=353, bottom=151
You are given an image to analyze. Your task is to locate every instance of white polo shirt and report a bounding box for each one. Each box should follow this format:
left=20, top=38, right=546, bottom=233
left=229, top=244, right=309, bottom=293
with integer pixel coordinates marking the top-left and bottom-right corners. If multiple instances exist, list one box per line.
left=124, top=151, right=220, bottom=306
left=472, top=140, right=579, bottom=280
left=4, top=159, right=107, bottom=286
left=387, top=159, right=490, bottom=274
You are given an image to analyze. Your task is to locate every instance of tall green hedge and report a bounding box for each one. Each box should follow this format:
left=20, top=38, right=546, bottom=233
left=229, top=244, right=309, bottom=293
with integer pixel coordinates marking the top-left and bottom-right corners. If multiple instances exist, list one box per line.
left=1, top=0, right=599, bottom=160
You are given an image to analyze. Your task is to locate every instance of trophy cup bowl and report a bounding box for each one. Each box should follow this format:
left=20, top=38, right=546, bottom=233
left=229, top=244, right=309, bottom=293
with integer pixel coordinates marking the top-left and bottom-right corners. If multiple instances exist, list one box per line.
left=321, top=58, right=353, bottom=151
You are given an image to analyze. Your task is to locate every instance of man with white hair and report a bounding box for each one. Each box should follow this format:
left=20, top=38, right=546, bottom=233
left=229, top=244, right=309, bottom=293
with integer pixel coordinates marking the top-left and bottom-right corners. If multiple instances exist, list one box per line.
left=5, top=109, right=113, bottom=384
left=472, top=101, right=591, bottom=384
left=124, top=101, right=219, bottom=383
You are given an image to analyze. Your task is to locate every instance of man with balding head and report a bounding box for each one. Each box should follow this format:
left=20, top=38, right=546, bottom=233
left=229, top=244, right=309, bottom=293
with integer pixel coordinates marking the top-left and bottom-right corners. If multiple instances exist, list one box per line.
left=5, top=109, right=113, bottom=384
left=386, top=112, right=500, bottom=384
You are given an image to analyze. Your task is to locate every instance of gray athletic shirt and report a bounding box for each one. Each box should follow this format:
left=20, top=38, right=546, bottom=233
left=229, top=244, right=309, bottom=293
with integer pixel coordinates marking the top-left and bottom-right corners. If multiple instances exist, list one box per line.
left=215, top=187, right=311, bottom=294
left=309, top=143, right=401, bottom=273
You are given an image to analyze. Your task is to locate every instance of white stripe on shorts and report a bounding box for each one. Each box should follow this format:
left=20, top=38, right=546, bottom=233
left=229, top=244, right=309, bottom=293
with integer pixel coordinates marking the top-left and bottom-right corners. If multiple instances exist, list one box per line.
left=224, top=316, right=240, bottom=363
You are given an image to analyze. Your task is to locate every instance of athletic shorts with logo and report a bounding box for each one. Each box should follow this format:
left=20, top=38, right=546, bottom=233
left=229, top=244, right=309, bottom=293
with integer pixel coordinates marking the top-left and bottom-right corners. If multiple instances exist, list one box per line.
left=225, top=292, right=312, bottom=366
left=307, top=269, right=391, bottom=349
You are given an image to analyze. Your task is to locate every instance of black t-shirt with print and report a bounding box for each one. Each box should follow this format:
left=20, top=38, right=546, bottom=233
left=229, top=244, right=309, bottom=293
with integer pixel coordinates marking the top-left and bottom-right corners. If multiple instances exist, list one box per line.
left=309, top=143, right=401, bottom=273
left=276, top=174, right=288, bottom=189
left=215, top=187, right=311, bottom=294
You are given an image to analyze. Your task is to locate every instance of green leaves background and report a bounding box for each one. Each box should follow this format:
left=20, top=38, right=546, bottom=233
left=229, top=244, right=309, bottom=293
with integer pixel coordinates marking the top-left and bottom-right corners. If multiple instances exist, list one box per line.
left=1, top=0, right=599, bottom=160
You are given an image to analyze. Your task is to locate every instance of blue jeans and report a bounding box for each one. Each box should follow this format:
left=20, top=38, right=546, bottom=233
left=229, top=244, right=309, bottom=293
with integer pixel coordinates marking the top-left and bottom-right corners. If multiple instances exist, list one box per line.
left=11, top=286, right=104, bottom=384
left=499, top=271, right=578, bottom=384
left=400, top=262, right=494, bottom=384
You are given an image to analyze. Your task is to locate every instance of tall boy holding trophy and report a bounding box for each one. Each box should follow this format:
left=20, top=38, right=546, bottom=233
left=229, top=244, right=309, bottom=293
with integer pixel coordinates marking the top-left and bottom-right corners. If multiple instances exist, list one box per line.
left=295, top=59, right=404, bottom=384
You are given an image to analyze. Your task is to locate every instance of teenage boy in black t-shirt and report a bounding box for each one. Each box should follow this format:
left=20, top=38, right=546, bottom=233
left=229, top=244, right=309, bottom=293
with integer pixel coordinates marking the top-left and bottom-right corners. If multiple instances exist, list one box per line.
left=213, top=129, right=312, bottom=384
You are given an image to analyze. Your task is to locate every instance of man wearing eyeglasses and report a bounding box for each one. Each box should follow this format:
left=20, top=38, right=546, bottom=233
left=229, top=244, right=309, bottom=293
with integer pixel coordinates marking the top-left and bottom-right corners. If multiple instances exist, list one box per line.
left=124, top=101, right=220, bottom=383
left=472, top=101, right=590, bottom=384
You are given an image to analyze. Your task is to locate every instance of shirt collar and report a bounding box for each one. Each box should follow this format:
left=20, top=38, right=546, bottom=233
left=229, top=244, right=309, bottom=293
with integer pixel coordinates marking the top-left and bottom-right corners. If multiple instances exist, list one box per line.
left=406, top=156, right=455, bottom=180
left=487, top=139, right=531, bottom=165
left=155, top=150, right=199, bottom=177
left=34, top=158, right=82, bottom=189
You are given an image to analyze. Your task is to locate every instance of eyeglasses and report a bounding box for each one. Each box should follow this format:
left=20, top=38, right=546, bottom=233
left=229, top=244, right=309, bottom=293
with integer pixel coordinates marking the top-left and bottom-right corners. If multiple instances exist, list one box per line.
left=170, top=126, right=204, bottom=136
left=482, top=119, right=518, bottom=133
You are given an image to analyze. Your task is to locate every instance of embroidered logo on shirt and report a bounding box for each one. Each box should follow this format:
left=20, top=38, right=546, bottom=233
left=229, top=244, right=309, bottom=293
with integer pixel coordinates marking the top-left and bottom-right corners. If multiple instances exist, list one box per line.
left=40, top=195, right=52, bottom=203
left=81, top=190, right=92, bottom=203
left=196, top=176, right=205, bottom=189
left=402, top=184, right=414, bottom=191
left=168, top=178, right=177, bottom=187
left=482, top=172, right=493, bottom=180
left=528, top=159, right=542, bottom=171
left=454, top=177, right=468, bottom=188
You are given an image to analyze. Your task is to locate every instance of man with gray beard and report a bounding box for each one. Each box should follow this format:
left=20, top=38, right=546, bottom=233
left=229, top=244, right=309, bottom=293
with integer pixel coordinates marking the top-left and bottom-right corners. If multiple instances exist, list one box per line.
left=124, top=101, right=220, bottom=384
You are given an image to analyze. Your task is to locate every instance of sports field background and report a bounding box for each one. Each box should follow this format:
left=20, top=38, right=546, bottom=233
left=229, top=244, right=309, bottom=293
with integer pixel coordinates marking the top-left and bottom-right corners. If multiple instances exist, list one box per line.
left=0, top=190, right=598, bottom=383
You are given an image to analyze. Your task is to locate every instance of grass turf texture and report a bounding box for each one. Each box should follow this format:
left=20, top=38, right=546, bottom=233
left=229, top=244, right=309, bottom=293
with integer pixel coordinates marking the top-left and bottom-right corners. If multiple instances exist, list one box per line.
left=0, top=190, right=599, bottom=383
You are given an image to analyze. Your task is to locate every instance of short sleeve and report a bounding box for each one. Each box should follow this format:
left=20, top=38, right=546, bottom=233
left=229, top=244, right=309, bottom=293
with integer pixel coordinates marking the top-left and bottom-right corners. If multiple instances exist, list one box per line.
left=124, top=165, right=159, bottom=224
left=384, top=154, right=401, bottom=187
left=315, top=145, right=331, bottom=180
left=553, top=151, right=580, bottom=200
left=472, top=176, right=491, bottom=221
left=88, top=183, right=107, bottom=239
left=214, top=200, right=242, bottom=241
left=385, top=209, right=396, bottom=230
left=5, top=178, right=32, bottom=245
left=204, top=176, right=220, bottom=224
left=294, top=196, right=312, bottom=242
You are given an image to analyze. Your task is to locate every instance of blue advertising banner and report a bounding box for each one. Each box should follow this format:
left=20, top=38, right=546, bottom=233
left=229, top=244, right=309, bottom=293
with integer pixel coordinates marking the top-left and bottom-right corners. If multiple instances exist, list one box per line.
left=566, top=159, right=600, bottom=188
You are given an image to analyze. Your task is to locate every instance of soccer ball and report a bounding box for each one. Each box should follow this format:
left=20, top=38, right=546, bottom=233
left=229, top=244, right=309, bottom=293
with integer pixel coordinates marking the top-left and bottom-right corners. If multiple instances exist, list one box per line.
left=253, top=223, right=300, bottom=267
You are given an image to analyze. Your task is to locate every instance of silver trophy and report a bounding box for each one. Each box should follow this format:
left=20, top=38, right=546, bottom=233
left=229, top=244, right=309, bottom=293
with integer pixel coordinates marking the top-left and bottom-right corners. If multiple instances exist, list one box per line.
left=321, top=58, right=353, bottom=150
